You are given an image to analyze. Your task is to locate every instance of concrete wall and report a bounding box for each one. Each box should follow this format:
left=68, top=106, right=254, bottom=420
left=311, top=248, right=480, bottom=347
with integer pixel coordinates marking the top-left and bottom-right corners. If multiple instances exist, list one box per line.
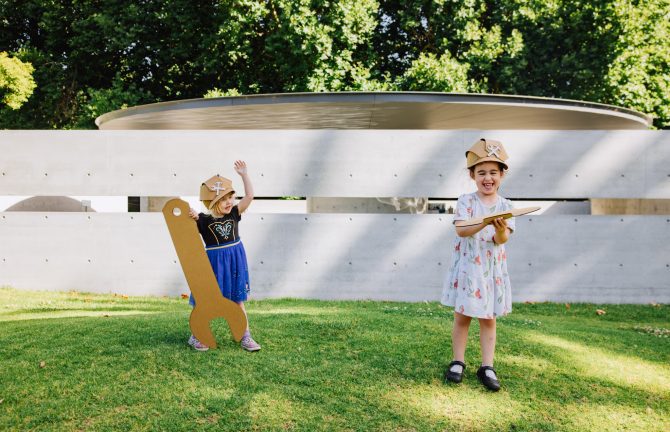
left=1, top=130, right=668, bottom=198
left=1, top=130, right=668, bottom=303
left=1, top=212, right=667, bottom=303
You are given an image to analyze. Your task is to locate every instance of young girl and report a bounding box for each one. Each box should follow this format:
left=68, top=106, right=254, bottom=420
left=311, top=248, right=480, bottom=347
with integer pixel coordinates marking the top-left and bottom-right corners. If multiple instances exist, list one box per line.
left=187, top=160, right=261, bottom=352
left=441, top=138, right=514, bottom=391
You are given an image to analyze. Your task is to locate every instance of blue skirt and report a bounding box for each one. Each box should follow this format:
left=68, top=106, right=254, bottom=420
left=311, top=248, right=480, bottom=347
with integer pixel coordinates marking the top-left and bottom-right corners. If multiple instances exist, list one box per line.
left=190, top=240, right=250, bottom=306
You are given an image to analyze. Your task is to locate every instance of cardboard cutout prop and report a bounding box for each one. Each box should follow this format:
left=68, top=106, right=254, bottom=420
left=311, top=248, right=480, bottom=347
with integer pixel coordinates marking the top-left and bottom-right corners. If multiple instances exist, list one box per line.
left=454, top=206, right=541, bottom=227
left=162, top=198, right=247, bottom=348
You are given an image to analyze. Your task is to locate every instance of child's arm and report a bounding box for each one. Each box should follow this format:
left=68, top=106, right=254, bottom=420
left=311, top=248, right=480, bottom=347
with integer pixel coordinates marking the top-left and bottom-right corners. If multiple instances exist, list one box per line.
left=492, top=218, right=510, bottom=244
left=234, top=160, right=254, bottom=213
left=188, top=208, right=199, bottom=221
left=455, top=223, right=486, bottom=238
left=455, top=217, right=510, bottom=243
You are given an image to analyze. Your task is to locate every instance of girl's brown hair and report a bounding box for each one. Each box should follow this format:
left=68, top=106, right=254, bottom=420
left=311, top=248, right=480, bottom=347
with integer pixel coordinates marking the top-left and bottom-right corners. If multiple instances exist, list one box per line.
left=468, top=161, right=508, bottom=176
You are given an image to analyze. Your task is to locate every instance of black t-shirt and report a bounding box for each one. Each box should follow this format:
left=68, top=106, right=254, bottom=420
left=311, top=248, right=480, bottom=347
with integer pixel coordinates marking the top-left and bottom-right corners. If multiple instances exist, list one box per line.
left=197, top=206, right=241, bottom=246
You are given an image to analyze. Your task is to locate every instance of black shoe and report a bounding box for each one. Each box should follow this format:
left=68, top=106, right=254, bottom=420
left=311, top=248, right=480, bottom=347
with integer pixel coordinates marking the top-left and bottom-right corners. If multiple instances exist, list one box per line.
left=477, top=366, right=501, bottom=391
left=444, top=360, right=466, bottom=383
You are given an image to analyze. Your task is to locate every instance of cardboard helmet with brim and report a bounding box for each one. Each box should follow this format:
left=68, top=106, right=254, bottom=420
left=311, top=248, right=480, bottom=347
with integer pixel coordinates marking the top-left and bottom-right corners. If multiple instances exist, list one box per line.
left=466, top=138, right=509, bottom=170
left=200, top=175, right=235, bottom=210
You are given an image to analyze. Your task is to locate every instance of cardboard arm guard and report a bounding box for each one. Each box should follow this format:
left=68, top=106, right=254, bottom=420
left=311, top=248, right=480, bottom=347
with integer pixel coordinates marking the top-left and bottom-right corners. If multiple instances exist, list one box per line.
left=454, top=206, right=541, bottom=227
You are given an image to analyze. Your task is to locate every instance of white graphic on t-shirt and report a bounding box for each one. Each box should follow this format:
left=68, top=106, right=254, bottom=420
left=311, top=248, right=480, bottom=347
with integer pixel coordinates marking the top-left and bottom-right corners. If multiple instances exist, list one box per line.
left=221, top=221, right=233, bottom=238
left=210, top=220, right=235, bottom=242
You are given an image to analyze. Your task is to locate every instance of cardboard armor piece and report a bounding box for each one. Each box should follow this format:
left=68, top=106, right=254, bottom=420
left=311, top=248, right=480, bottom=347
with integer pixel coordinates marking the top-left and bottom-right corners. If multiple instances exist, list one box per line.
left=454, top=206, right=541, bottom=227
left=162, top=198, right=247, bottom=348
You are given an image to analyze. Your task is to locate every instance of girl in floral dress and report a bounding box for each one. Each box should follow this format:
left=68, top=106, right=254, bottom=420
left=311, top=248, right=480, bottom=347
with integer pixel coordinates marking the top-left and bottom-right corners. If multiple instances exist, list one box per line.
left=441, top=138, right=515, bottom=391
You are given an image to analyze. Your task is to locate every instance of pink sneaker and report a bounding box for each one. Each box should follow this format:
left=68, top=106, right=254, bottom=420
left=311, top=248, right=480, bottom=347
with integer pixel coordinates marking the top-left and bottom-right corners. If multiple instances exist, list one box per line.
left=240, top=335, right=261, bottom=352
left=188, top=335, right=209, bottom=352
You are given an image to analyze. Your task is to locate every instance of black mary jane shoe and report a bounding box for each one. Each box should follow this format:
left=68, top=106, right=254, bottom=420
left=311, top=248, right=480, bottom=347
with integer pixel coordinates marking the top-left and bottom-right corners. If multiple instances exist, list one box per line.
left=477, top=365, right=501, bottom=391
left=444, top=360, right=466, bottom=383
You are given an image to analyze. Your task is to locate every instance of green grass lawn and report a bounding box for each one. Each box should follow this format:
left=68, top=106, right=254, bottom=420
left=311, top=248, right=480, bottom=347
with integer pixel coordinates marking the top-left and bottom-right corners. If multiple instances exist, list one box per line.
left=1, top=287, right=668, bottom=432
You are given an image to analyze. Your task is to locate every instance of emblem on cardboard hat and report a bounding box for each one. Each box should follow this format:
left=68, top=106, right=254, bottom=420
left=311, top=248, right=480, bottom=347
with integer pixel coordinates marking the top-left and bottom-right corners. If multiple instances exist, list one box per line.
left=200, top=175, right=235, bottom=210
left=466, top=138, right=509, bottom=169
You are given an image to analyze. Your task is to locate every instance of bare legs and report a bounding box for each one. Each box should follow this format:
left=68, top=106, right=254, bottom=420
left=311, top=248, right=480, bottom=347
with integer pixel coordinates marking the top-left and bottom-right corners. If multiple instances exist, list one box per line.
left=452, top=312, right=472, bottom=362
left=479, top=317, right=496, bottom=366
left=237, top=301, right=249, bottom=334
left=237, top=301, right=261, bottom=351
left=452, top=312, right=496, bottom=366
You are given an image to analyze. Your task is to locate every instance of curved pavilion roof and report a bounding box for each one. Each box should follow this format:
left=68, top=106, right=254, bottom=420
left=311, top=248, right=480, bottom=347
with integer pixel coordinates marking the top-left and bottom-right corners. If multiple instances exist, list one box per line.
left=96, top=92, right=652, bottom=130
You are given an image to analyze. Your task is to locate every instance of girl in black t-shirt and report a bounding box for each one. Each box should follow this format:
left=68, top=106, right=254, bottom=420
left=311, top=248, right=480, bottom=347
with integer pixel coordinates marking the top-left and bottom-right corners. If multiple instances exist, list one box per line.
left=187, top=160, right=261, bottom=352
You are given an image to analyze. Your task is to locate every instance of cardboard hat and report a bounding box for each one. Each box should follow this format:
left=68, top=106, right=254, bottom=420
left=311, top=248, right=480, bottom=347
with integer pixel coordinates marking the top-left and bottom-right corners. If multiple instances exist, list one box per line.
left=200, top=175, right=235, bottom=210
left=466, top=138, right=509, bottom=170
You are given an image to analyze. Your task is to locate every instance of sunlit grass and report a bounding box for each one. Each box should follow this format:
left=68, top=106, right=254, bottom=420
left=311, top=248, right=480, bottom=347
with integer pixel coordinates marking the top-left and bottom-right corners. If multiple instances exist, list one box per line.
left=559, top=402, right=666, bottom=431
left=0, top=287, right=182, bottom=321
left=383, top=383, right=525, bottom=431
left=0, top=288, right=668, bottom=431
left=525, top=332, right=670, bottom=394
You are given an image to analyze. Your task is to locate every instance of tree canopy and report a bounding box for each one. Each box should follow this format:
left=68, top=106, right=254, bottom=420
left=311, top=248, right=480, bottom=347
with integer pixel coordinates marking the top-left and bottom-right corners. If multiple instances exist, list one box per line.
left=0, top=51, right=36, bottom=109
left=1, top=0, right=668, bottom=129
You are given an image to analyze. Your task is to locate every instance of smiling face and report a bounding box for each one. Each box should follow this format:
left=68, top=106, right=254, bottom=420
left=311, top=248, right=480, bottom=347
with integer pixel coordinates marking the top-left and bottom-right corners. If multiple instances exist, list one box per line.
left=470, top=161, right=505, bottom=198
left=213, top=192, right=235, bottom=216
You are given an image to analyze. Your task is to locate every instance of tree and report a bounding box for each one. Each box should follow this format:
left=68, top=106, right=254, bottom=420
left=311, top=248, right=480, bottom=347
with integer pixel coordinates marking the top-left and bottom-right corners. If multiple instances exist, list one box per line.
left=206, top=0, right=384, bottom=93
left=602, top=0, right=670, bottom=126
left=0, top=51, right=36, bottom=109
left=398, top=52, right=474, bottom=92
left=374, top=0, right=668, bottom=128
left=0, top=0, right=668, bottom=129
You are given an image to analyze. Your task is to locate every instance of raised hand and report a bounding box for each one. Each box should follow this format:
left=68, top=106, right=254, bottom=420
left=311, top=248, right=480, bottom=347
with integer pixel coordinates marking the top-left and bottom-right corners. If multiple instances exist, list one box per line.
left=234, top=160, right=254, bottom=213
left=234, top=160, right=248, bottom=176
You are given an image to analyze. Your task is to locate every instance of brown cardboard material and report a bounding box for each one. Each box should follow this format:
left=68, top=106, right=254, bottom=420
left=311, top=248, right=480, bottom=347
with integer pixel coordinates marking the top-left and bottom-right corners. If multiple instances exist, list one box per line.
left=454, top=206, right=541, bottom=227
left=162, top=198, right=247, bottom=348
left=466, top=138, right=509, bottom=170
left=200, top=175, right=235, bottom=210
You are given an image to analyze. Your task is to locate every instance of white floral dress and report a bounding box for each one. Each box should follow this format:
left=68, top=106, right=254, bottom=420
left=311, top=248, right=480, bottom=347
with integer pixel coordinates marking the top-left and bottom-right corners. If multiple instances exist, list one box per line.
left=441, top=192, right=515, bottom=319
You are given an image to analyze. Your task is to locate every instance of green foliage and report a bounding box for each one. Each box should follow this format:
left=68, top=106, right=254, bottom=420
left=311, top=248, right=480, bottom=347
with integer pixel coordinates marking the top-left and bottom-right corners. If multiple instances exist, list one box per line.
left=603, top=0, right=670, bottom=126
left=204, top=88, right=242, bottom=98
left=0, top=51, right=36, bottom=109
left=209, top=0, right=384, bottom=92
left=73, top=76, right=152, bottom=129
left=398, top=52, right=475, bottom=92
left=0, top=0, right=668, bottom=128
left=1, top=288, right=669, bottom=431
